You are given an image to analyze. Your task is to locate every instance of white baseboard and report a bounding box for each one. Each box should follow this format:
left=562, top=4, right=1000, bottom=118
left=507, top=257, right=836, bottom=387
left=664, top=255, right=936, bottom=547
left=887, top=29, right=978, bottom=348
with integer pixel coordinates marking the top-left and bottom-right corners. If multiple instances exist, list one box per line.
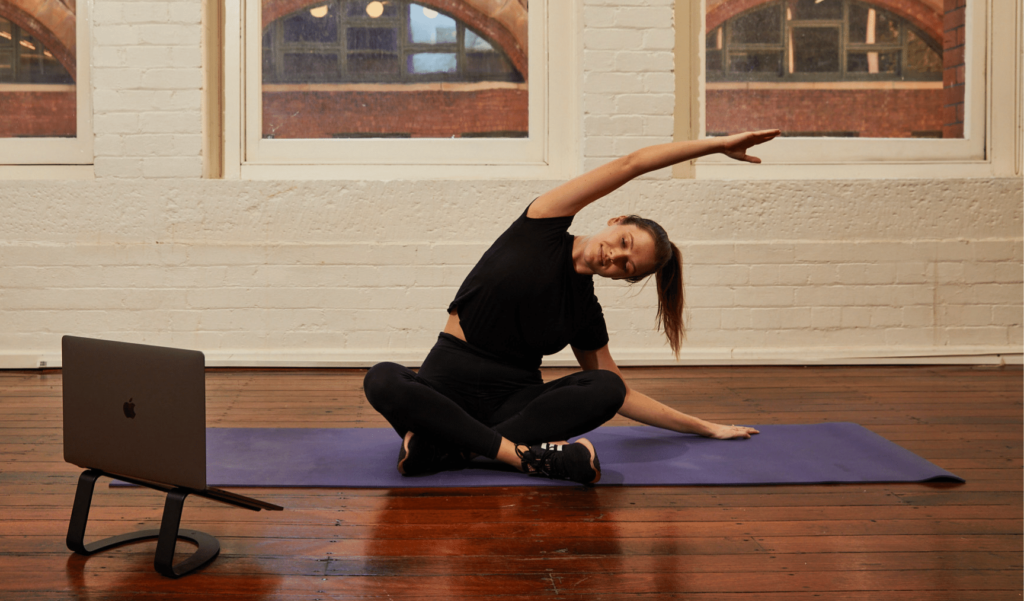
left=7, top=346, right=1021, bottom=370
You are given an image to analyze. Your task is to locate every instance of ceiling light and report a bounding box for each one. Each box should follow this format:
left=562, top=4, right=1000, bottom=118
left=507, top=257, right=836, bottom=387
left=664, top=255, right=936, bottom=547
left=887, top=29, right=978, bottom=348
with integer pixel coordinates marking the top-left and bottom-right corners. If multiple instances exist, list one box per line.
left=422, top=7, right=438, bottom=18
left=309, top=5, right=328, bottom=18
left=366, top=1, right=384, bottom=18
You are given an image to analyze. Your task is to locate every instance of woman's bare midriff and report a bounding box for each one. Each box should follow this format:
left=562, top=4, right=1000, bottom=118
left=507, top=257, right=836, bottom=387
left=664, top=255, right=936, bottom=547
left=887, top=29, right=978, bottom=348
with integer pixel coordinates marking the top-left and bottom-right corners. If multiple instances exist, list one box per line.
left=444, top=310, right=467, bottom=342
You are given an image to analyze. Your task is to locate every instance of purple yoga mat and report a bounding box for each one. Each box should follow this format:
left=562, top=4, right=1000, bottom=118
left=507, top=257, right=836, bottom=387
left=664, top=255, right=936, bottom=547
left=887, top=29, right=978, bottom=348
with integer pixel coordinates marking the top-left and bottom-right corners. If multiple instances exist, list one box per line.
left=163, top=423, right=960, bottom=488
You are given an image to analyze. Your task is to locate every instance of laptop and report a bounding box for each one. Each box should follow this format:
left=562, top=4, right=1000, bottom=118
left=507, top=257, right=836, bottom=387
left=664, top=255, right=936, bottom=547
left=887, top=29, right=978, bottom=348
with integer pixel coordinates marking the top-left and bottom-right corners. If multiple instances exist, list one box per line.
left=62, top=335, right=281, bottom=511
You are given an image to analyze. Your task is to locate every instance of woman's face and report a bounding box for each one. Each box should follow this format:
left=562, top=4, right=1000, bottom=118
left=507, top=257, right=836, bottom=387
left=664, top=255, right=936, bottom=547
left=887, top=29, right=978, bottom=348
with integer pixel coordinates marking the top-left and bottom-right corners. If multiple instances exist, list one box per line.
left=582, top=218, right=659, bottom=280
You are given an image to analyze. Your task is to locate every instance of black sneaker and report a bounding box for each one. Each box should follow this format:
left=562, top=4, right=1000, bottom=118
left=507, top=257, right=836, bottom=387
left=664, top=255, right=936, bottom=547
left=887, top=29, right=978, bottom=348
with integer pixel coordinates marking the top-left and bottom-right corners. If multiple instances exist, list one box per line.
left=516, top=439, right=601, bottom=485
left=397, top=431, right=468, bottom=477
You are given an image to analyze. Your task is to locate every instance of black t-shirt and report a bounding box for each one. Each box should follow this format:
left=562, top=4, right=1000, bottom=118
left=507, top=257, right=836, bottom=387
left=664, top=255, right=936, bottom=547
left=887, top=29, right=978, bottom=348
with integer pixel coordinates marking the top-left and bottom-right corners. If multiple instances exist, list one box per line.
left=447, top=205, right=609, bottom=370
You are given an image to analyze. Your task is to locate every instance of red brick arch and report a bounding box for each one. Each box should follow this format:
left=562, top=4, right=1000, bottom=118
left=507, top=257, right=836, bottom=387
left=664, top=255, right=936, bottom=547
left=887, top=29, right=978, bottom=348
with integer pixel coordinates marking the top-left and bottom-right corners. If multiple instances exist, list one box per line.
left=706, top=0, right=942, bottom=48
left=261, top=0, right=528, bottom=80
left=0, top=0, right=76, bottom=78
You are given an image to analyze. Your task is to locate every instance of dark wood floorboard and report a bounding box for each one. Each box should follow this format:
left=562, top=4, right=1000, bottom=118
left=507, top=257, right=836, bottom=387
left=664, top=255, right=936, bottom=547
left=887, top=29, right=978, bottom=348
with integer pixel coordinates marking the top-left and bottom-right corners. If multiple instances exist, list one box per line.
left=0, top=365, right=1020, bottom=599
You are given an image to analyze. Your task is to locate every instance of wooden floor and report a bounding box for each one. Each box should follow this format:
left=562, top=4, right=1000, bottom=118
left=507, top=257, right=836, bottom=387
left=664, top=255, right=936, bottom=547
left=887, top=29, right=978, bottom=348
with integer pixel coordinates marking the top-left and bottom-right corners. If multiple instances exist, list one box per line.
left=0, top=365, right=1020, bottom=600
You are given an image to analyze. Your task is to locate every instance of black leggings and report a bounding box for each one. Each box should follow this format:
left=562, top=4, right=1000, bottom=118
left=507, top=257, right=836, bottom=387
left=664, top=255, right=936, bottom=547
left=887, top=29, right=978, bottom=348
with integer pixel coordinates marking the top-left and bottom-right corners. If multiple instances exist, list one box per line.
left=363, top=333, right=626, bottom=460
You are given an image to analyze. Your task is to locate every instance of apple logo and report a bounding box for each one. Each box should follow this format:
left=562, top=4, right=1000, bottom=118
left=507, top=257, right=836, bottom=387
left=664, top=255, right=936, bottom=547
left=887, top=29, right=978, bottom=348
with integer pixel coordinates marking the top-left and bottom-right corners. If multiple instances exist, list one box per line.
left=123, top=398, right=136, bottom=419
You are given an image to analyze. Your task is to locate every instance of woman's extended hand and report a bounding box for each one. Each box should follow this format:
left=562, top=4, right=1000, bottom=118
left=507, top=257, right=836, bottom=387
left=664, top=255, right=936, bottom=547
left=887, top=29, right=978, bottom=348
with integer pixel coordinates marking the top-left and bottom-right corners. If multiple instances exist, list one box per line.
left=719, top=129, right=781, bottom=164
left=704, top=422, right=761, bottom=440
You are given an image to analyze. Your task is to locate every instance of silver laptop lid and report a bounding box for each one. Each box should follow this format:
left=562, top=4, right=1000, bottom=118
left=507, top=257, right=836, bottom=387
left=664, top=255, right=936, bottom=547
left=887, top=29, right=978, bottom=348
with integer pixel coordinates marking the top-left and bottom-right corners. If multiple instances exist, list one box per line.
left=62, top=336, right=207, bottom=490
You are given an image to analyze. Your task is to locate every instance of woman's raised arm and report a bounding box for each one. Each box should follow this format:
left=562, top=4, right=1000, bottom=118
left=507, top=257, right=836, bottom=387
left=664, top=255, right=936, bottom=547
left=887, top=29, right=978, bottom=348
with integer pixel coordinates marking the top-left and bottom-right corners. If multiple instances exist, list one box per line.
left=528, top=129, right=780, bottom=219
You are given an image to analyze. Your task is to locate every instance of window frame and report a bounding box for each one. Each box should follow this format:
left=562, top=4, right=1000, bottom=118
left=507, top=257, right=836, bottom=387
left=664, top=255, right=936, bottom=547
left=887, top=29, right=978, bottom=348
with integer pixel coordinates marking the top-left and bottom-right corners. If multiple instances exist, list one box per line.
left=222, top=0, right=580, bottom=180
left=0, top=0, right=93, bottom=172
left=675, top=0, right=1021, bottom=180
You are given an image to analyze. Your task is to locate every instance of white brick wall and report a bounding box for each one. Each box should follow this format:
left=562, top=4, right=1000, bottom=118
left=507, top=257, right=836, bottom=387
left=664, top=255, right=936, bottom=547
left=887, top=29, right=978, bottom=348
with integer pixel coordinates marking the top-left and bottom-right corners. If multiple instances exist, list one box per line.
left=92, top=0, right=203, bottom=179
left=0, top=1, right=1020, bottom=368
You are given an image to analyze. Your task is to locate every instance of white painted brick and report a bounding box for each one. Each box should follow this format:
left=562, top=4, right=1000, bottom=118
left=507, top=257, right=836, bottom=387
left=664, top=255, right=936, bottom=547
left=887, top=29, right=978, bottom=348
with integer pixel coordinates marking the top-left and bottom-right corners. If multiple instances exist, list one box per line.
left=943, top=327, right=1008, bottom=346
left=122, top=2, right=170, bottom=23
left=836, top=263, right=897, bottom=285
left=583, top=28, right=643, bottom=50
left=994, top=262, right=1023, bottom=283
left=884, top=328, right=936, bottom=346
left=686, top=308, right=721, bottom=329
left=583, top=94, right=616, bottom=116
left=138, top=24, right=200, bottom=46
left=124, top=46, right=173, bottom=69
left=902, top=306, right=934, bottom=327
left=811, top=307, right=841, bottom=329
left=614, top=51, right=674, bottom=73
left=719, top=308, right=752, bottom=330
left=893, top=285, right=936, bottom=306
left=972, top=240, right=1016, bottom=262
left=141, top=69, right=203, bottom=90
left=615, top=94, right=674, bottom=115
left=93, top=47, right=127, bottom=68
left=93, top=25, right=140, bottom=45
left=612, top=6, right=673, bottom=28
left=641, top=28, right=675, bottom=50
left=870, top=307, right=903, bottom=327
left=685, top=244, right=734, bottom=265
left=584, top=136, right=616, bottom=157
left=168, top=2, right=202, bottom=24
left=748, top=265, right=779, bottom=286
left=896, top=262, right=932, bottom=284
left=170, top=46, right=203, bottom=69
left=124, top=134, right=202, bottom=156
left=973, top=283, right=1024, bottom=305
left=138, top=111, right=202, bottom=134
left=734, top=286, right=794, bottom=307
left=642, top=115, right=674, bottom=136
left=583, top=50, right=616, bottom=72
left=993, top=305, right=1023, bottom=326
left=94, top=112, right=140, bottom=134
left=99, top=89, right=200, bottom=112
left=142, top=157, right=202, bottom=178
left=584, top=72, right=643, bottom=94
left=686, top=286, right=734, bottom=308
left=93, top=157, right=145, bottom=178
left=778, top=308, right=812, bottom=329
left=735, top=243, right=794, bottom=264
left=933, top=240, right=973, bottom=261
left=92, top=2, right=124, bottom=23
left=93, top=68, right=144, bottom=90
left=583, top=7, right=618, bottom=28
left=935, top=261, right=965, bottom=282
left=585, top=115, right=643, bottom=136
left=963, top=262, right=997, bottom=284
left=94, top=134, right=126, bottom=156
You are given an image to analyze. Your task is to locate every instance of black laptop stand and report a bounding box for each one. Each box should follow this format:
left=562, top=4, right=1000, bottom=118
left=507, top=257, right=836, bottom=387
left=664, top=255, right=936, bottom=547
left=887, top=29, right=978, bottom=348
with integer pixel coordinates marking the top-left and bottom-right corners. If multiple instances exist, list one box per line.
left=67, top=468, right=282, bottom=578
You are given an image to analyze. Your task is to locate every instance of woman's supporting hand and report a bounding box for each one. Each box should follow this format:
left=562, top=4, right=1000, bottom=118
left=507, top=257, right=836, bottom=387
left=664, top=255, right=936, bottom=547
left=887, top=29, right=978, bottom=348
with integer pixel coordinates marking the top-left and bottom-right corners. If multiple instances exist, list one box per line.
left=718, top=129, right=781, bottom=164
left=704, top=422, right=761, bottom=440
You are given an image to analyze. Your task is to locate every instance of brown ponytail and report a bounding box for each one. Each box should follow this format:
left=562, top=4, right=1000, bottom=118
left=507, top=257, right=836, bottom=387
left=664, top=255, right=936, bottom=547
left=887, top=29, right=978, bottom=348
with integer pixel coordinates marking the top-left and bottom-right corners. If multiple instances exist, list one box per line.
left=619, top=216, right=686, bottom=358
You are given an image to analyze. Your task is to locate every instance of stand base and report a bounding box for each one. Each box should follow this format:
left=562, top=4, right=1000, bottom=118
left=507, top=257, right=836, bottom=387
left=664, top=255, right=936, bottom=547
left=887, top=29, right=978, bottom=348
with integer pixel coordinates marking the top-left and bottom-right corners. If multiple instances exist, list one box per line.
left=67, top=470, right=220, bottom=578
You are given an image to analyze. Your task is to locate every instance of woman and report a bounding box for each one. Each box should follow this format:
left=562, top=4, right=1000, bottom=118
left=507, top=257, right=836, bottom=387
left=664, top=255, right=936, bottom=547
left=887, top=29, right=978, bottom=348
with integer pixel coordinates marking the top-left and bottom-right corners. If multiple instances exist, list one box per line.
left=364, top=129, right=780, bottom=485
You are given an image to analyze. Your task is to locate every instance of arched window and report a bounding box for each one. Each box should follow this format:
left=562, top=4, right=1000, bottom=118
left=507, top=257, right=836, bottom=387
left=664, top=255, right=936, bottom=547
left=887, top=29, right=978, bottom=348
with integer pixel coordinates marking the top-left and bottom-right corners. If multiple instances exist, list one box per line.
left=706, top=0, right=941, bottom=82
left=262, top=0, right=523, bottom=84
left=0, top=16, right=73, bottom=84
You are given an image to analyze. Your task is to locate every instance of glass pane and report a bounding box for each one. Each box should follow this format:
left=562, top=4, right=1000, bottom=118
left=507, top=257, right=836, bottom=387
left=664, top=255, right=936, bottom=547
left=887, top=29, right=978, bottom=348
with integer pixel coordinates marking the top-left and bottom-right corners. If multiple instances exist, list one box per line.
left=906, top=30, right=942, bottom=74
left=346, top=0, right=398, bottom=19
left=786, top=0, right=842, bottom=20
left=283, top=53, right=338, bottom=81
left=790, top=27, right=839, bottom=72
left=0, top=16, right=76, bottom=138
left=283, top=6, right=338, bottom=43
left=728, top=51, right=782, bottom=73
left=848, top=4, right=899, bottom=45
left=408, top=52, right=456, bottom=73
left=347, top=27, right=398, bottom=51
left=347, top=52, right=399, bottom=74
left=465, top=29, right=494, bottom=52
left=705, top=0, right=952, bottom=139
left=262, top=0, right=527, bottom=139
left=729, top=3, right=782, bottom=45
left=409, top=4, right=456, bottom=44
left=847, top=50, right=899, bottom=74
